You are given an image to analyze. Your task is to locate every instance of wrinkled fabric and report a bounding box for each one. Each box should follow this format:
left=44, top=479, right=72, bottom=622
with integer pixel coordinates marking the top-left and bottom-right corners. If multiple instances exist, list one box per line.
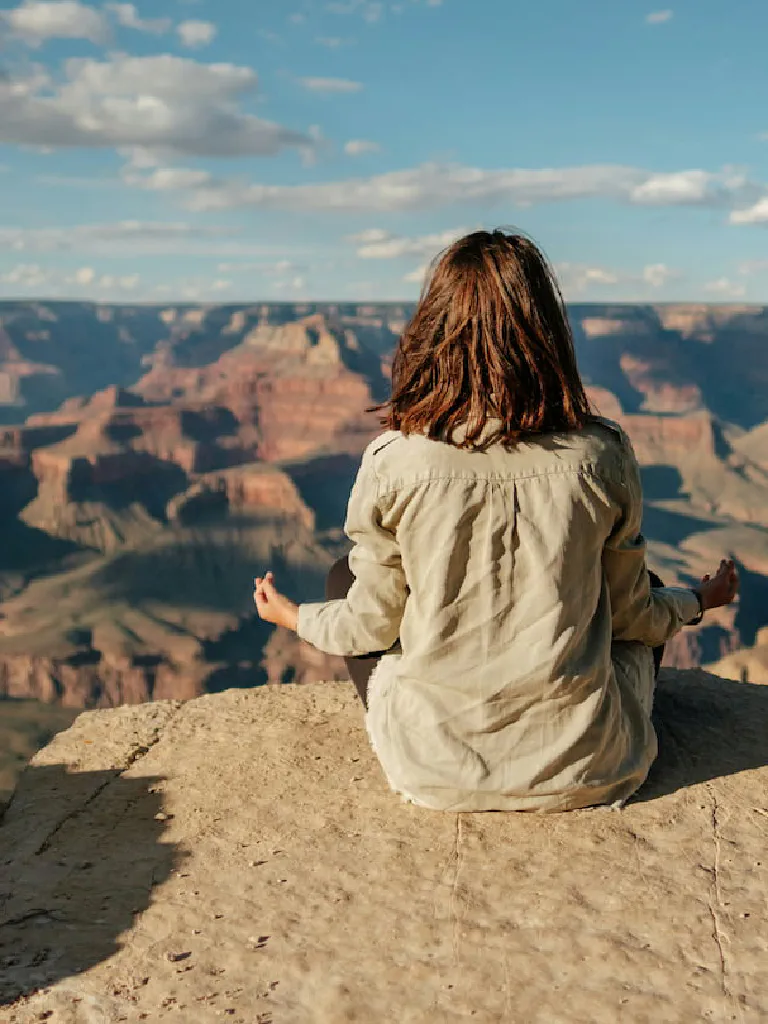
left=297, top=417, right=700, bottom=812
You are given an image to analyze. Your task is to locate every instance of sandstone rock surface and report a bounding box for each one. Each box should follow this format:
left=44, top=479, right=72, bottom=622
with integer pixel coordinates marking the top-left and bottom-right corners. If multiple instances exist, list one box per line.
left=2, top=670, right=767, bottom=1022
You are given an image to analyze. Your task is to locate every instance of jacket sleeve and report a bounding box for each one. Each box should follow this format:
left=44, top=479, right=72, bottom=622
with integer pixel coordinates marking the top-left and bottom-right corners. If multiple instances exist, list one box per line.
left=604, top=432, right=700, bottom=647
left=296, top=451, right=407, bottom=657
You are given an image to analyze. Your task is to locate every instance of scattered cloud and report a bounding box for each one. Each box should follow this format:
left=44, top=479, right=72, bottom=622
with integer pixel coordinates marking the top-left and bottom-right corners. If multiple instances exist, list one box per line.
left=92, top=273, right=141, bottom=292
left=0, top=0, right=109, bottom=45
left=646, top=9, right=673, bottom=24
left=346, top=228, right=390, bottom=244
left=0, top=55, right=312, bottom=159
left=298, top=76, right=363, bottom=93
left=1, top=263, right=50, bottom=288
left=556, top=262, right=682, bottom=296
left=556, top=264, right=621, bottom=293
left=273, top=274, right=307, bottom=293
left=344, top=139, right=380, bottom=156
left=176, top=19, right=217, bottom=47
left=348, top=226, right=467, bottom=259
left=0, top=262, right=141, bottom=295
left=315, top=35, right=352, bottom=47
left=729, top=197, right=768, bottom=225
left=629, top=170, right=743, bottom=206
left=400, top=257, right=682, bottom=296
left=0, top=221, right=263, bottom=256
left=127, top=160, right=765, bottom=217
left=326, top=2, right=384, bottom=24
left=642, top=262, right=680, bottom=287
left=703, top=277, right=747, bottom=298
left=215, top=258, right=305, bottom=275
left=126, top=167, right=215, bottom=190
left=73, top=266, right=95, bottom=284
left=106, top=3, right=172, bottom=34
left=403, top=263, right=429, bottom=283
left=738, top=260, right=768, bottom=276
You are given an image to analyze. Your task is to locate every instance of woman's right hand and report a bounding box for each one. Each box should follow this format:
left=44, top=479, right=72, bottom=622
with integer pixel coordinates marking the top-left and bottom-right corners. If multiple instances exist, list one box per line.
left=697, top=559, right=740, bottom=611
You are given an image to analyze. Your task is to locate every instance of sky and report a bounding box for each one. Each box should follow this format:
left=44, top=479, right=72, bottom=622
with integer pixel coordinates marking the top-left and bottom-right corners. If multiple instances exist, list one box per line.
left=0, top=0, right=767, bottom=303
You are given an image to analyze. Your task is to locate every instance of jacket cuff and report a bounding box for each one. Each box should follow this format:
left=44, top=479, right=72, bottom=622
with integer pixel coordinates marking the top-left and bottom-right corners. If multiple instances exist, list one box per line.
left=664, top=587, right=703, bottom=626
left=296, top=602, right=324, bottom=645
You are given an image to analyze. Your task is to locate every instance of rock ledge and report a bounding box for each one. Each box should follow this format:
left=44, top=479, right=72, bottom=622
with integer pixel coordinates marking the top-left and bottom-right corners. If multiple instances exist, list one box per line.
left=2, top=670, right=768, bottom=1022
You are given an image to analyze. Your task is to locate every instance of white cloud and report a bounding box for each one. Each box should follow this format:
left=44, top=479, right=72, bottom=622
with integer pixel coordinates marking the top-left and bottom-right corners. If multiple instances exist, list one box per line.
left=403, top=264, right=428, bottom=284
left=629, top=170, right=726, bottom=205
left=703, top=277, right=747, bottom=298
left=0, top=0, right=109, bottom=45
left=344, top=139, right=380, bottom=156
left=350, top=226, right=467, bottom=259
left=0, top=262, right=144, bottom=297
left=96, top=273, right=141, bottom=291
left=556, top=264, right=621, bottom=293
left=1, top=263, right=50, bottom=287
left=556, top=261, right=683, bottom=296
left=298, top=76, right=363, bottom=93
left=0, top=55, right=311, bottom=159
left=106, top=3, right=171, bottom=34
left=0, top=220, right=250, bottom=255
left=315, top=35, right=350, bottom=47
left=646, top=9, right=673, bottom=23
left=642, top=262, right=679, bottom=287
left=73, top=265, right=95, bottom=284
left=346, top=228, right=391, bottom=244
left=136, top=160, right=762, bottom=216
left=215, top=258, right=304, bottom=275
left=738, top=259, right=768, bottom=276
left=176, top=19, right=217, bottom=48
left=729, top=197, right=768, bottom=225
left=326, top=1, right=383, bottom=23
left=273, top=274, right=307, bottom=292
left=126, top=167, right=215, bottom=190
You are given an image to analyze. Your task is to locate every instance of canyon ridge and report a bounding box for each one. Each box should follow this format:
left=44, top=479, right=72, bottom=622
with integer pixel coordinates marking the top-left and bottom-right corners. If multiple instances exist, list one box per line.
left=1, top=300, right=767, bottom=744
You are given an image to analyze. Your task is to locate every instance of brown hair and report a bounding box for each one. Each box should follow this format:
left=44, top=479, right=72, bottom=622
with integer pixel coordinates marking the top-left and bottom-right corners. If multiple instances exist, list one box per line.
left=377, top=229, right=593, bottom=448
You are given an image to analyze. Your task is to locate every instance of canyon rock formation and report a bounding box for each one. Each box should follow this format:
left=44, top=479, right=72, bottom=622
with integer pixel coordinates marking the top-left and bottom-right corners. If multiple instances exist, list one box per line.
left=0, top=301, right=767, bottom=720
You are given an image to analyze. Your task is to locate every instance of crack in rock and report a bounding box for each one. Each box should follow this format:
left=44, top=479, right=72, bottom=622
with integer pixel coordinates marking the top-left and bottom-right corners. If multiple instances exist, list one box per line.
left=31, top=707, right=181, bottom=857
left=450, top=814, right=465, bottom=964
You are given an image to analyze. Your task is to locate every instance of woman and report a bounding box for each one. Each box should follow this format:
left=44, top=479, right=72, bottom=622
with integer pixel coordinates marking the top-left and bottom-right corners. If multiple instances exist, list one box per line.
left=254, top=230, right=740, bottom=812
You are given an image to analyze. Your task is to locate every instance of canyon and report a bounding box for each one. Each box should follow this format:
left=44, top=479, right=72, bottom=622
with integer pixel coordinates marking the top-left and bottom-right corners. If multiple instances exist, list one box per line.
left=0, top=300, right=767, bottom=734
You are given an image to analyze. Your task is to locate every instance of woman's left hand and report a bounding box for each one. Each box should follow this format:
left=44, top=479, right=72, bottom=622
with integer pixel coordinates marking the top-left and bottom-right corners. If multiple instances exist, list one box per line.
left=253, top=571, right=299, bottom=631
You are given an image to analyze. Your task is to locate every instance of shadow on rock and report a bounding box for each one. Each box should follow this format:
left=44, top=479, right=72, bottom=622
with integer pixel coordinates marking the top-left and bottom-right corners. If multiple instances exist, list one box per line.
left=0, top=765, right=182, bottom=1005
left=635, top=672, right=768, bottom=802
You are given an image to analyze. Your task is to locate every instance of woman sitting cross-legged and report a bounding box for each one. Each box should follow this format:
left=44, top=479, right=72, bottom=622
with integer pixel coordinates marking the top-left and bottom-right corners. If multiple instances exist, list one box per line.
left=253, top=229, right=740, bottom=813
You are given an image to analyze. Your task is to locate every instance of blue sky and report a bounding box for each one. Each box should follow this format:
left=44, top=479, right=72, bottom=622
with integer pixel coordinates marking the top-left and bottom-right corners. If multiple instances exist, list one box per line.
left=0, top=0, right=767, bottom=302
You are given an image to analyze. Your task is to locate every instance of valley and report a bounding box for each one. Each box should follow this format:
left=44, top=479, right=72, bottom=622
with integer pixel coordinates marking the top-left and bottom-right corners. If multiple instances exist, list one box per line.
left=0, top=300, right=766, bottom=727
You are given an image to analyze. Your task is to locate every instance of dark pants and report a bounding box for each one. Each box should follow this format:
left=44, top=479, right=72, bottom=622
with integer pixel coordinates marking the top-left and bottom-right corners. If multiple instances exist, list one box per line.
left=326, top=556, right=667, bottom=709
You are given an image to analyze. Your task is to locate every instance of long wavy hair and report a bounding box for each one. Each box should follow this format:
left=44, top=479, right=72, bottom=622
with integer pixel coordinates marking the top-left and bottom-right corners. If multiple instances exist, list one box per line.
left=376, top=229, right=593, bottom=448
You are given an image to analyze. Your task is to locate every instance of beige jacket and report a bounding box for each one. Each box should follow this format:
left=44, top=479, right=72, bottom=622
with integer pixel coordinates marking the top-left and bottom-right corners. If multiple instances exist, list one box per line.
left=297, top=418, right=700, bottom=812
